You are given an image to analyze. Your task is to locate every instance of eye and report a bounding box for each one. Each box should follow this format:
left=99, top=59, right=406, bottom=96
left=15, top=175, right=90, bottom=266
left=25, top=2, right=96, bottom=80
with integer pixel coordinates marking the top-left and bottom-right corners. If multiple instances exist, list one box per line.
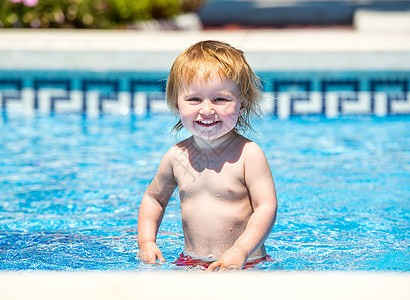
left=214, top=97, right=229, bottom=102
left=187, top=97, right=201, bottom=102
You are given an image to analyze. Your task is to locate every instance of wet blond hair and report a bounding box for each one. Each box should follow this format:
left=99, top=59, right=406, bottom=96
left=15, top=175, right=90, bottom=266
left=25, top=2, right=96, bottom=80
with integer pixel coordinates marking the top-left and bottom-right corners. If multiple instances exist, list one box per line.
left=166, top=40, right=262, bottom=134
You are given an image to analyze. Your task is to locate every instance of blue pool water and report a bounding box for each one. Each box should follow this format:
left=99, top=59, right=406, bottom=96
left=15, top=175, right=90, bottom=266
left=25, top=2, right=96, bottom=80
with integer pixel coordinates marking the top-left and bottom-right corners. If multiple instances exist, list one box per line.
left=0, top=113, right=409, bottom=272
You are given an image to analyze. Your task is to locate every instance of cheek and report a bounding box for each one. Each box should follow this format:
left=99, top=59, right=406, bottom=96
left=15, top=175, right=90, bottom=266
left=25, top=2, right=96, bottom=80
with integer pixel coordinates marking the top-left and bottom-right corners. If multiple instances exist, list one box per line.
left=223, top=102, right=242, bottom=117
left=177, top=105, right=197, bottom=128
left=178, top=104, right=192, bottom=117
left=221, top=106, right=241, bottom=128
left=176, top=99, right=187, bottom=117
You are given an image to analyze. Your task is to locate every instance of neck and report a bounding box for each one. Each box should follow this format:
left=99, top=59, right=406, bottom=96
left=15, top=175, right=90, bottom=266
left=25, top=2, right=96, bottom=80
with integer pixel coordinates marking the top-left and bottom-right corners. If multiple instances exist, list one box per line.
left=193, top=131, right=237, bottom=151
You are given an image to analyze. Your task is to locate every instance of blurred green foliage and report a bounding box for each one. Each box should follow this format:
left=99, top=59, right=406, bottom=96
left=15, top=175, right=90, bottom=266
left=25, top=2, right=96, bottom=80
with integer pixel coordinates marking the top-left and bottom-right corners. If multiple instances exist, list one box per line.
left=0, top=0, right=206, bottom=29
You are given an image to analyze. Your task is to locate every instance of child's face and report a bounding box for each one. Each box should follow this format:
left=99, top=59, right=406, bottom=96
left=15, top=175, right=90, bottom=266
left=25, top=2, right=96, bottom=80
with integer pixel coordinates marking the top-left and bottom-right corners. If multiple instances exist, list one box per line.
left=177, top=75, right=242, bottom=141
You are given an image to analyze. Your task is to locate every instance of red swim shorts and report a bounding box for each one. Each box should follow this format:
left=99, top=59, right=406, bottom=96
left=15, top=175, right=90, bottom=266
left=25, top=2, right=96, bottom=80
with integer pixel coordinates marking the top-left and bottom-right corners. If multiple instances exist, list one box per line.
left=174, top=253, right=272, bottom=270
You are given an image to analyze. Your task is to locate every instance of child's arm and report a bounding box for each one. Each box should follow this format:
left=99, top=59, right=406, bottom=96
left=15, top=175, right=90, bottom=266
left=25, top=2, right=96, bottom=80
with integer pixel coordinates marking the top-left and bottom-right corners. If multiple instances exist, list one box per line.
left=207, top=142, right=277, bottom=271
left=137, top=147, right=177, bottom=264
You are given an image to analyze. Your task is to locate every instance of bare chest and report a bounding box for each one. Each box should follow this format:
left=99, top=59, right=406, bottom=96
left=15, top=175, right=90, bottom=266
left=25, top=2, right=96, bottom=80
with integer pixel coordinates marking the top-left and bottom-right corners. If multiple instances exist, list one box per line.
left=172, top=149, right=248, bottom=201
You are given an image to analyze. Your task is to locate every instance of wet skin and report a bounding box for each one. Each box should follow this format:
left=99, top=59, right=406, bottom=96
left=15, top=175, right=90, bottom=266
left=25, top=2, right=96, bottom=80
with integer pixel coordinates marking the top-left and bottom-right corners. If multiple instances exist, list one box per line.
left=137, top=75, right=277, bottom=271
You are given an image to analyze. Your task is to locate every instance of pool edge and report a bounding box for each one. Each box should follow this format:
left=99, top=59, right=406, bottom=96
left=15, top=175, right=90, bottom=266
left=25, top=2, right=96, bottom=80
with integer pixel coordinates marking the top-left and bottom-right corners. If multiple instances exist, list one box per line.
left=1, top=271, right=409, bottom=299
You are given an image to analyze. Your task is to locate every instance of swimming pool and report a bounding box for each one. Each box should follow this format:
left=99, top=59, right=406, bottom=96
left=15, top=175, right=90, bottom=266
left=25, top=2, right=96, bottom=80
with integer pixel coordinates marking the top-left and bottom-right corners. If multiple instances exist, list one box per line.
left=0, top=113, right=408, bottom=271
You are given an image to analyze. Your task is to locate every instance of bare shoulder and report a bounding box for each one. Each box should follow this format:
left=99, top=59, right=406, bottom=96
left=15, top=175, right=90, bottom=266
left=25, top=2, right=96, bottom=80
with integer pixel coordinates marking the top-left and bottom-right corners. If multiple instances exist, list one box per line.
left=240, top=138, right=275, bottom=198
left=241, top=138, right=267, bottom=159
left=157, top=143, right=183, bottom=172
left=162, top=137, right=193, bottom=167
left=161, top=144, right=178, bottom=162
left=163, top=136, right=194, bottom=157
left=175, top=136, right=195, bottom=152
left=241, top=138, right=272, bottom=175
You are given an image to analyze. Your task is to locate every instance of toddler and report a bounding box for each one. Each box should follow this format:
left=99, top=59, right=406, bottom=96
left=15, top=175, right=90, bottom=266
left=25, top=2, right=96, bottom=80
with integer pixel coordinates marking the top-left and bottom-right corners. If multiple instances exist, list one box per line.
left=137, top=40, right=277, bottom=271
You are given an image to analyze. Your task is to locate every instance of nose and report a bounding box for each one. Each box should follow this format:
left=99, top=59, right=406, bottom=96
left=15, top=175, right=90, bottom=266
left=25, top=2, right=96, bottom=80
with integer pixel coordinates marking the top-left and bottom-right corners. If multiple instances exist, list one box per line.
left=199, top=99, right=215, bottom=115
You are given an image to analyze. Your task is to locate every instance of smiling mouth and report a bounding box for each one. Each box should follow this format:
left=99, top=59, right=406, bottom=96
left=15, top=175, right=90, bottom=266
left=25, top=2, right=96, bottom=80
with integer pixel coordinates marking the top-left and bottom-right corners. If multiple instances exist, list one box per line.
left=196, top=120, right=220, bottom=127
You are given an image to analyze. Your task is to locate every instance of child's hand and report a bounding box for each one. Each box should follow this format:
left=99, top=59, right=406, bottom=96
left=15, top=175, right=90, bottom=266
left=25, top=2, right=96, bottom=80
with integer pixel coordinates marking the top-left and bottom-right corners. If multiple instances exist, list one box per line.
left=137, top=241, right=166, bottom=265
left=205, top=247, right=247, bottom=272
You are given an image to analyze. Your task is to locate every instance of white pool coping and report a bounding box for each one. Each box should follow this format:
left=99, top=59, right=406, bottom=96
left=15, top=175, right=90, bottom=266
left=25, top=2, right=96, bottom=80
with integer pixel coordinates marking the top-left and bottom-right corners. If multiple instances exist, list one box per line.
left=1, top=271, right=409, bottom=300
left=1, top=28, right=410, bottom=71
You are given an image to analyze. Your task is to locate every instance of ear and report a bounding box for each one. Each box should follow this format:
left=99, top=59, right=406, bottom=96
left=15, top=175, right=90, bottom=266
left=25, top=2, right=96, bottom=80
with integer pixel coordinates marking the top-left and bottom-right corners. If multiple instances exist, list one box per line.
left=239, top=101, right=245, bottom=115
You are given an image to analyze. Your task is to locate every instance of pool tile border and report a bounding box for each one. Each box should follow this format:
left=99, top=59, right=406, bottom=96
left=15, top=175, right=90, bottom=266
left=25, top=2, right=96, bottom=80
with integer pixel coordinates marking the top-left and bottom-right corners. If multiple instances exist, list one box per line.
left=0, top=71, right=409, bottom=118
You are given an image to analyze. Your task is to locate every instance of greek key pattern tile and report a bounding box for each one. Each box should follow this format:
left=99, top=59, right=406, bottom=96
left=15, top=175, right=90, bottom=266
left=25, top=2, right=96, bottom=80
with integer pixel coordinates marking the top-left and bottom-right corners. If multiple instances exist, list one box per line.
left=0, top=71, right=408, bottom=117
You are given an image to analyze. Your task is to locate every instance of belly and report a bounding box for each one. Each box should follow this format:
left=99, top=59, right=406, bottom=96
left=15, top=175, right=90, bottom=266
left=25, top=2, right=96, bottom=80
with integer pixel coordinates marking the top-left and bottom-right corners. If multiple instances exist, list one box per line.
left=180, top=196, right=253, bottom=259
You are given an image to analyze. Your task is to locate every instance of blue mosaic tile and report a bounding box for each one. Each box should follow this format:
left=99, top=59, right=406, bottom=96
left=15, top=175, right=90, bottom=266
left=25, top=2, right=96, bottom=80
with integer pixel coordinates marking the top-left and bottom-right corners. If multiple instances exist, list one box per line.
left=0, top=70, right=408, bottom=117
